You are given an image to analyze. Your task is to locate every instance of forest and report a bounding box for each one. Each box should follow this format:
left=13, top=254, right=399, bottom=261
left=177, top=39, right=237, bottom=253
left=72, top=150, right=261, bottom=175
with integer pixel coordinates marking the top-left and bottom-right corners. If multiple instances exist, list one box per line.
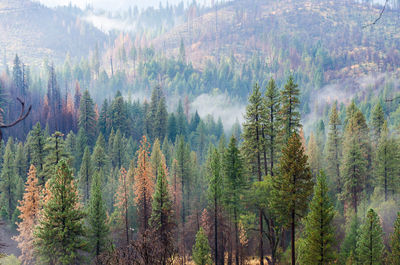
left=0, top=0, right=400, bottom=265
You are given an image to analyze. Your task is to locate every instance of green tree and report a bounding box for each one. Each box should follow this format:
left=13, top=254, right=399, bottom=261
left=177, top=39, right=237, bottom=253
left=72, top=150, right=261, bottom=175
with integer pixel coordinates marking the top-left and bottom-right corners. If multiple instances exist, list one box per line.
left=390, top=212, right=400, bottom=264
left=280, top=75, right=301, bottom=141
left=241, top=83, right=266, bottom=265
left=206, top=146, right=222, bottom=265
left=43, top=132, right=69, bottom=184
left=325, top=102, right=342, bottom=196
left=356, top=209, right=384, bottom=265
left=87, top=170, right=109, bottom=257
left=271, top=133, right=313, bottom=265
left=192, top=227, right=213, bottom=265
left=34, top=160, right=86, bottom=265
left=111, top=129, right=127, bottom=170
left=91, top=133, right=108, bottom=173
left=375, top=121, right=398, bottom=201
left=340, top=215, right=359, bottom=264
left=371, top=102, right=385, bottom=143
left=78, top=90, right=97, bottom=147
left=222, top=136, right=246, bottom=265
left=299, top=171, right=336, bottom=265
left=264, top=78, right=281, bottom=176
left=0, top=138, right=16, bottom=221
left=149, top=163, right=175, bottom=265
left=28, top=123, right=46, bottom=184
left=79, top=146, right=93, bottom=203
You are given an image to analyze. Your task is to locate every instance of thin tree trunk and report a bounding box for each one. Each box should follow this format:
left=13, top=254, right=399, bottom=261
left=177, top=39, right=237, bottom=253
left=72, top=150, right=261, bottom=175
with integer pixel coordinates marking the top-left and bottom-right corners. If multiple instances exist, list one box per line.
left=291, top=209, right=295, bottom=265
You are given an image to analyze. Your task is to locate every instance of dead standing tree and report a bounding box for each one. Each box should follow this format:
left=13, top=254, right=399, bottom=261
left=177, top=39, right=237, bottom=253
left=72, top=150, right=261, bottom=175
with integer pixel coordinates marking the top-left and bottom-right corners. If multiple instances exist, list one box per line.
left=0, top=97, right=32, bottom=144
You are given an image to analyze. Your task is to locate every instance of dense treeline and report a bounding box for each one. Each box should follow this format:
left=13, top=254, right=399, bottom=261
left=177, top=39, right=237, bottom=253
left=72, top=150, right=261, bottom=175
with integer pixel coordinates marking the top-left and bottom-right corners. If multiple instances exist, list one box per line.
left=1, top=58, right=400, bottom=264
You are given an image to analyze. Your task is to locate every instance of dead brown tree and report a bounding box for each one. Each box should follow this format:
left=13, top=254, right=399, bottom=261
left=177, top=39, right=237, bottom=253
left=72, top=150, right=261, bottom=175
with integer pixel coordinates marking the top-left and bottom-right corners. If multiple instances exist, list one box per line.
left=0, top=97, right=32, bottom=143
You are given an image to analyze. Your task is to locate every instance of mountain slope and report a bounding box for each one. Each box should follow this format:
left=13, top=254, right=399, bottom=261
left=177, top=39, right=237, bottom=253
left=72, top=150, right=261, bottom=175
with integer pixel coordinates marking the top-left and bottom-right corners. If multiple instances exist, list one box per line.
left=152, top=0, right=400, bottom=81
left=0, top=0, right=106, bottom=66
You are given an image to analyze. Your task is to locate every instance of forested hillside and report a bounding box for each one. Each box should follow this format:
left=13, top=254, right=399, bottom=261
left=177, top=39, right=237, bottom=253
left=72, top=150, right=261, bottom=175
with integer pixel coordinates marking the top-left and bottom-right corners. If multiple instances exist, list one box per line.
left=0, top=0, right=400, bottom=264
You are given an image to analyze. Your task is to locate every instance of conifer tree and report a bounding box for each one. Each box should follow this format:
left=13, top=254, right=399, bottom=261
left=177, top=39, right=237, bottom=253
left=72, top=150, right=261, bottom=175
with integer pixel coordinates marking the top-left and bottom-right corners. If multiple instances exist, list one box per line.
left=149, top=163, right=175, bottom=265
left=300, top=171, right=336, bottom=265
left=375, top=121, right=398, bottom=201
left=340, top=215, right=359, bottom=264
left=15, top=142, right=27, bottom=182
left=280, top=75, right=301, bottom=141
left=264, top=78, right=281, bottom=176
left=390, top=212, right=400, bottom=264
left=114, top=167, right=131, bottom=245
left=14, top=165, right=40, bottom=265
left=43, top=132, right=69, bottom=184
left=79, top=146, right=93, bottom=203
left=341, top=121, right=367, bottom=214
left=87, top=170, right=109, bottom=257
left=241, top=83, right=266, bottom=265
left=134, top=136, right=154, bottom=231
left=271, top=133, right=313, bottom=265
left=174, top=135, right=191, bottom=224
left=206, top=146, right=222, bottom=265
left=91, top=133, right=108, bottom=173
left=222, top=136, right=246, bottom=265
left=34, top=160, right=86, bottom=265
left=110, top=93, right=128, bottom=135
left=78, top=90, right=97, bottom=147
left=371, top=102, right=385, bottom=143
left=150, top=138, right=166, bottom=180
left=325, top=102, right=342, bottom=195
left=111, top=129, right=127, bottom=170
left=0, top=138, right=16, bottom=220
left=192, top=227, right=213, bottom=265
left=28, top=123, right=46, bottom=184
left=356, top=209, right=384, bottom=265
left=307, top=133, right=321, bottom=176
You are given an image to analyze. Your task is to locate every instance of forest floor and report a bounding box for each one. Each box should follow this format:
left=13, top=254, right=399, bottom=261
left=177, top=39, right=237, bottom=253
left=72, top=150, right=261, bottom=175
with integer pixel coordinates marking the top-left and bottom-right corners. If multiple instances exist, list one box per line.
left=0, top=224, right=20, bottom=257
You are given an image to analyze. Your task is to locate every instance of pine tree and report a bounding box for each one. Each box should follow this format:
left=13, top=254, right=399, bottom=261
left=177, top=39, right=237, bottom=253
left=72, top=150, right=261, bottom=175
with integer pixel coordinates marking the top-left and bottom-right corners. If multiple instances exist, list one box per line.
left=0, top=138, right=16, bottom=221
left=299, top=171, right=336, bottom=265
left=91, top=133, right=108, bottom=173
left=150, top=138, right=166, bottom=180
left=43, top=132, right=69, bottom=184
left=271, top=133, right=313, bottom=265
left=390, top=212, right=400, bottom=264
left=280, top=75, right=301, bottom=141
left=13, top=165, right=40, bottom=265
left=34, top=160, right=86, bottom=265
left=87, top=170, right=109, bottom=257
left=222, top=136, right=246, bottom=265
left=15, top=142, right=27, bottom=182
left=28, top=123, right=46, bottom=185
left=356, top=209, right=384, bottom=265
left=340, top=215, right=359, bottom=263
left=149, top=86, right=168, bottom=141
left=192, top=227, right=213, bottom=265
left=134, top=136, right=154, bottom=231
left=241, top=83, right=266, bottom=265
left=149, top=162, right=175, bottom=265
left=325, top=102, right=342, bottom=195
left=307, top=133, right=321, bottom=176
left=264, top=78, right=281, bottom=176
left=114, top=167, right=131, bottom=245
left=174, top=135, right=191, bottom=224
left=206, top=146, right=222, bottom=265
left=78, top=90, right=97, bottom=147
left=371, top=102, right=385, bottom=143
left=109, top=93, right=128, bottom=135
left=111, top=129, right=127, bottom=170
left=79, top=146, right=93, bottom=203
left=341, top=119, right=367, bottom=214
left=375, top=121, right=398, bottom=201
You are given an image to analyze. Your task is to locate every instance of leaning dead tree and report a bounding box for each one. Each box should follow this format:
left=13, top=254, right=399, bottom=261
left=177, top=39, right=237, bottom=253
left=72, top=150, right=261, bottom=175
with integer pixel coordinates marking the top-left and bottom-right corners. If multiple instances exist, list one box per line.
left=0, top=97, right=32, bottom=143
left=363, top=0, right=389, bottom=28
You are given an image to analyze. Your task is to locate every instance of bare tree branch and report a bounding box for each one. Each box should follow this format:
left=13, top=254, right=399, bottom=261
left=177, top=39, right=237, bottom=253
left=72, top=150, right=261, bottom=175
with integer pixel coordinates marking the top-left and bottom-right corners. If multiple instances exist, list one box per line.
left=363, top=0, right=389, bottom=28
left=0, top=97, right=32, bottom=143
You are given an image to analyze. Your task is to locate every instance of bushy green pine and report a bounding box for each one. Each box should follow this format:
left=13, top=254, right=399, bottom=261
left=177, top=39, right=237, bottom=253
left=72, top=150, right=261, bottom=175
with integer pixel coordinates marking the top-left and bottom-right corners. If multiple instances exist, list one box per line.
left=280, top=75, right=301, bottom=141
left=78, top=90, right=97, bottom=147
left=0, top=138, right=16, bottom=221
left=271, top=133, right=313, bottom=265
left=192, top=227, right=213, bottom=265
left=87, top=170, right=109, bottom=257
left=149, top=164, right=175, bottom=264
left=35, top=160, right=86, bottom=265
left=43, top=132, right=69, bottom=183
left=299, top=171, right=336, bottom=265
left=28, top=123, right=46, bottom=184
left=79, top=146, right=93, bottom=202
left=91, top=133, right=109, bottom=173
left=356, top=209, right=384, bottom=265
left=340, top=215, right=359, bottom=264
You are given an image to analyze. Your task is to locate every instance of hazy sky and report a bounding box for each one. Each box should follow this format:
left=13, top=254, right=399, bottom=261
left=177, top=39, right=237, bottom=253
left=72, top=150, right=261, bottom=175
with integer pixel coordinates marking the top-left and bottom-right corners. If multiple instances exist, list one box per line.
left=37, top=0, right=207, bottom=10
